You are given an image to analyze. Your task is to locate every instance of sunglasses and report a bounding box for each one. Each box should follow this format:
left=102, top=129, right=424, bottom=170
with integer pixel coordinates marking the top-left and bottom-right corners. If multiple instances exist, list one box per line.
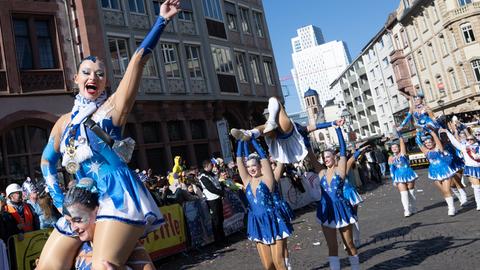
left=467, top=138, right=476, bottom=141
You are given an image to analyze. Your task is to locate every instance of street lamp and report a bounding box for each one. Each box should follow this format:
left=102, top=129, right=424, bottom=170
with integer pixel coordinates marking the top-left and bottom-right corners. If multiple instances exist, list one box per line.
left=437, top=99, right=445, bottom=116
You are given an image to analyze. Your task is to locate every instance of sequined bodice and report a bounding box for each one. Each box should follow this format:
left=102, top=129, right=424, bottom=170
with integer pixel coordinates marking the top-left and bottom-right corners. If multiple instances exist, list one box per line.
left=246, top=181, right=275, bottom=215
left=393, top=155, right=409, bottom=168
left=320, top=173, right=344, bottom=202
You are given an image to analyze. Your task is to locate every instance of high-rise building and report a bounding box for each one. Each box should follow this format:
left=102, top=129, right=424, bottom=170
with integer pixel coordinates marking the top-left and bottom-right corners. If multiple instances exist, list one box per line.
left=0, top=0, right=282, bottom=188
left=291, top=25, right=351, bottom=110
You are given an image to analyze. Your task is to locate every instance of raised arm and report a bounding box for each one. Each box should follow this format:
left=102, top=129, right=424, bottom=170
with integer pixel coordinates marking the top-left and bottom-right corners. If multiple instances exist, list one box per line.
left=443, top=129, right=464, bottom=151
left=251, top=139, right=275, bottom=191
left=430, top=131, right=444, bottom=152
left=41, top=114, right=69, bottom=213
left=235, top=141, right=249, bottom=186
left=307, top=120, right=337, bottom=133
left=109, top=0, right=180, bottom=126
left=273, top=162, right=284, bottom=182
left=346, top=145, right=368, bottom=173
left=335, top=127, right=348, bottom=179
left=415, top=132, right=428, bottom=154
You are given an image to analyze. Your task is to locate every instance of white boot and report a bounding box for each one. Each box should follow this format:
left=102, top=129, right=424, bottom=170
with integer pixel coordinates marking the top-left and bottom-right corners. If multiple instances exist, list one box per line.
left=353, top=222, right=361, bottom=247
left=408, top=189, right=417, bottom=213
left=445, top=196, right=456, bottom=216
left=285, top=257, right=292, bottom=270
left=349, top=255, right=360, bottom=270
left=472, top=185, right=480, bottom=210
left=458, top=188, right=468, bottom=206
left=400, top=191, right=411, bottom=217
left=328, top=256, right=340, bottom=270
left=451, top=188, right=461, bottom=202
left=263, top=97, right=280, bottom=133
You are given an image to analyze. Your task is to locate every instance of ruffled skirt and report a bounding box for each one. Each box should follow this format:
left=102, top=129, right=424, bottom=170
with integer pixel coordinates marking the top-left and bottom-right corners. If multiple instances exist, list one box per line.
left=264, top=124, right=308, bottom=164
left=317, top=196, right=357, bottom=229
left=247, top=210, right=293, bottom=245
left=464, top=165, right=480, bottom=179
left=343, top=182, right=363, bottom=206
left=392, top=167, right=418, bottom=183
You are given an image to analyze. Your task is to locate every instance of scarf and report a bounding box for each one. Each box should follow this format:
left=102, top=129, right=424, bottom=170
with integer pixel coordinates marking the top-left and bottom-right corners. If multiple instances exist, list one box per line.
left=60, top=92, right=108, bottom=167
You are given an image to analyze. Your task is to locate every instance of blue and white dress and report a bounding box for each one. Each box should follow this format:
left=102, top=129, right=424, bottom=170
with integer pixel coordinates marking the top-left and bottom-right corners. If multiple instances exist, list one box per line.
left=264, top=122, right=308, bottom=164
left=55, top=116, right=163, bottom=236
left=343, top=175, right=363, bottom=206
left=426, top=150, right=457, bottom=181
left=272, top=184, right=295, bottom=222
left=389, top=155, right=418, bottom=183
left=317, top=173, right=357, bottom=228
left=246, top=181, right=292, bottom=244
left=444, top=143, right=464, bottom=172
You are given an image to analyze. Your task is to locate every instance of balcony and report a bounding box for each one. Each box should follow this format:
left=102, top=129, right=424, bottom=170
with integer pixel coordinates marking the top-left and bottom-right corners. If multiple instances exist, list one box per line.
left=396, top=77, right=412, bottom=93
left=443, top=2, right=480, bottom=27
left=389, top=49, right=405, bottom=62
left=20, top=70, right=65, bottom=93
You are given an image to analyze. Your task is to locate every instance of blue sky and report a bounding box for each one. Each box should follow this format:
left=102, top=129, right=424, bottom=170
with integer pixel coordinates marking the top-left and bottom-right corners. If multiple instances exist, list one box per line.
left=262, top=0, right=400, bottom=114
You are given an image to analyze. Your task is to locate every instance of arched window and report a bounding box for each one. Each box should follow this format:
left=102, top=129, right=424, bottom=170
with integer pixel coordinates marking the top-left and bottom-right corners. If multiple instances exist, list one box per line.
left=0, top=123, right=53, bottom=189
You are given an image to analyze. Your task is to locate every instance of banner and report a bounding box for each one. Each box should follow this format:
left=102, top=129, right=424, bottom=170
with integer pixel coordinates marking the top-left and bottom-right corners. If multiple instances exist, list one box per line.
left=142, top=204, right=187, bottom=261
left=222, top=190, right=246, bottom=236
left=11, top=229, right=52, bottom=270
left=183, top=199, right=214, bottom=248
left=279, top=177, right=314, bottom=210
left=216, top=119, right=233, bottom=163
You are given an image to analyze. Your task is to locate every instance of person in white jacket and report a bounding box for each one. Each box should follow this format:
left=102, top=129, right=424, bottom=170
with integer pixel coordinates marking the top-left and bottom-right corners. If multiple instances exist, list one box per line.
left=441, top=128, right=480, bottom=210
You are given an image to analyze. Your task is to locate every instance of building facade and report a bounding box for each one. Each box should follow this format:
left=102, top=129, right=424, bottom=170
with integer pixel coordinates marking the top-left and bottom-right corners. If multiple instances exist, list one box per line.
left=331, top=56, right=382, bottom=140
left=290, top=25, right=351, bottom=110
left=390, top=0, right=480, bottom=116
left=0, top=0, right=282, bottom=188
left=362, top=24, right=409, bottom=135
left=0, top=0, right=78, bottom=189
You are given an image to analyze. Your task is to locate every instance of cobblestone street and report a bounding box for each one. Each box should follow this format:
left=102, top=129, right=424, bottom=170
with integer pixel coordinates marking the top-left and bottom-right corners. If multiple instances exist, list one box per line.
left=157, top=168, right=480, bottom=269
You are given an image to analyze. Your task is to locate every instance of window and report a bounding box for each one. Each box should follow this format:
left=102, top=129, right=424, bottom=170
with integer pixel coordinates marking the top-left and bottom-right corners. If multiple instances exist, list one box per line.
left=202, top=0, right=223, bottom=21
left=135, top=40, right=157, bottom=77
left=458, top=0, right=472, bottom=7
left=393, top=34, right=400, bottom=49
left=439, top=35, right=449, bottom=56
left=178, top=10, right=194, bottom=21
left=13, top=17, right=57, bottom=70
left=421, top=12, right=429, bottom=32
left=235, top=52, right=248, bottom=83
left=402, top=0, right=410, bottom=8
left=128, top=0, right=145, bottom=14
left=142, top=122, right=162, bottom=144
left=432, top=2, right=439, bottom=22
left=417, top=50, right=426, bottom=69
left=379, top=104, right=384, bottom=114
left=436, top=75, right=445, bottom=96
left=449, top=69, right=460, bottom=92
left=374, top=87, right=379, bottom=96
left=425, top=80, right=435, bottom=100
left=450, top=30, right=458, bottom=49
left=161, top=43, right=181, bottom=78
left=225, top=2, right=238, bottom=31
left=400, top=29, right=408, bottom=48
left=387, top=76, right=394, bottom=87
left=102, top=0, right=120, bottom=10
left=471, top=59, right=480, bottom=82
left=185, top=45, right=203, bottom=79
left=411, top=23, right=418, bottom=40
left=461, top=23, right=476, bottom=44
left=369, top=69, right=375, bottom=79
left=382, top=57, right=389, bottom=68
left=239, top=7, right=251, bottom=34
left=252, top=11, right=264, bottom=38
left=250, top=55, right=262, bottom=85
left=428, top=43, right=436, bottom=62
left=211, top=46, right=234, bottom=74
left=263, top=59, right=275, bottom=86
left=392, top=95, right=398, bottom=104
left=190, top=120, right=207, bottom=140
left=109, top=37, right=130, bottom=75
left=167, top=121, right=185, bottom=141
left=378, top=38, right=385, bottom=49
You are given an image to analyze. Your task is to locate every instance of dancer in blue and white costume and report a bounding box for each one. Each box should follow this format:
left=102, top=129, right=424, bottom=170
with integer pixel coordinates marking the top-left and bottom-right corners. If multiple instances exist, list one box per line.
left=308, top=119, right=360, bottom=270
left=416, top=130, right=457, bottom=216
left=37, top=2, right=180, bottom=269
left=442, top=126, right=480, bottom=210
left=388, top=130, right=418, bottom=217
left=236, top=139, right=293, bottom=270
left=398, top=93, right=440, bottom=135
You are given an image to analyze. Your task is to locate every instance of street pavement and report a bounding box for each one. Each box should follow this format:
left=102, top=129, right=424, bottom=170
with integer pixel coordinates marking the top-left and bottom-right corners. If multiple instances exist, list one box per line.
left=156, top=168, right=480, bottom=269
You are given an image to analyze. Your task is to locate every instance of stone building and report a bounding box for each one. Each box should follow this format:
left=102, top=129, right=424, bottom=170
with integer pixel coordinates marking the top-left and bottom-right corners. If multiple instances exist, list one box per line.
left=389, top=0, right=480, bottom=115
left=0, top=0, right=282, bottom=188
